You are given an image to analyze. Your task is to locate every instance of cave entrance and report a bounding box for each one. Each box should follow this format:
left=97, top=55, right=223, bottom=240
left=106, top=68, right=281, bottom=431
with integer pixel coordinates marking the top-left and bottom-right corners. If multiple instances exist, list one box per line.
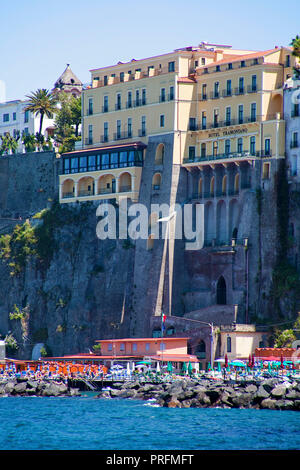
left=216, top=276, right=227, bottom=305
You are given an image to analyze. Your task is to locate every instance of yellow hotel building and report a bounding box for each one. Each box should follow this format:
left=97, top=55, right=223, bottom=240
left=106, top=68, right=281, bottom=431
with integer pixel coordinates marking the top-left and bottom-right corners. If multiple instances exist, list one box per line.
left=59, top=43, right=298, bottom=205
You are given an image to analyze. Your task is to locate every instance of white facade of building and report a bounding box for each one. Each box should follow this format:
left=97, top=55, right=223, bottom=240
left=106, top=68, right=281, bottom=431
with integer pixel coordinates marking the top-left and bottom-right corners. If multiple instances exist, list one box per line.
left=284, top=78, right=300, bottom=179
left=0, top=99, right=54, bottom=152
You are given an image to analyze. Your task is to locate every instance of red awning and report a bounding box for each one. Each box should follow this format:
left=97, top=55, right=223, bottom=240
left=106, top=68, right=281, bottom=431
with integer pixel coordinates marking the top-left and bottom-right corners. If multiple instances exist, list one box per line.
left=149, top=354, right=199, bottom=363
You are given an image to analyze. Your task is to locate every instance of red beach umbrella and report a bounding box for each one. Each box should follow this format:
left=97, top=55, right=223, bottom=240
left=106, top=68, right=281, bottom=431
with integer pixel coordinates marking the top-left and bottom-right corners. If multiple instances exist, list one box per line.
left=280, top=354, right=284, bottom=369
left=251, top=354, right=255, bottom=367
left=225, top=354, right=228, bottom=368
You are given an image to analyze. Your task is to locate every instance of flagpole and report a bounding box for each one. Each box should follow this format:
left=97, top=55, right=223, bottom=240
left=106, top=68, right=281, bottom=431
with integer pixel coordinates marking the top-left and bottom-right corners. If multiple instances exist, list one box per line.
left=161, top=313, right=163, bottom=370
left=161, top=312, right=165, bottom=372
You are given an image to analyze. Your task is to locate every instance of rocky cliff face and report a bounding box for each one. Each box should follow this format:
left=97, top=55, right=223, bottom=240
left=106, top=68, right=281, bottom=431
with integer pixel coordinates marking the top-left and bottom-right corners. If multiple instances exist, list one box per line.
left=0, top=202, right=135, bottom=358
left=0, top=151, right=300, bottom=360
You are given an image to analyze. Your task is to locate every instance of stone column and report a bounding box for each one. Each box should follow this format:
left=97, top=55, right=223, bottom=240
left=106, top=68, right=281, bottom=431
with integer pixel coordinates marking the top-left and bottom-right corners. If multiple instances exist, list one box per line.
left=59, top=183, right=63, bottom=201
left=115, top=175, right=120, bottom=193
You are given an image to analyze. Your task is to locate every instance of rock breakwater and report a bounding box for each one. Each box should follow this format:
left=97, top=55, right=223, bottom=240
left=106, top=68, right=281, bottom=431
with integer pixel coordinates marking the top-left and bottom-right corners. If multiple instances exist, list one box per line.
left=98, top=376, right=300, bottom=410
left=0, top=376, right=81, bottom=397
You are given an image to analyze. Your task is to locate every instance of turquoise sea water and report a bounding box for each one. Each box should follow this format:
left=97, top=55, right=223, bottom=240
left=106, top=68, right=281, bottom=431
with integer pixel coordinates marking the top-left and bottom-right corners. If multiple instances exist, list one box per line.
left=0, top=395, right=299, bottom=450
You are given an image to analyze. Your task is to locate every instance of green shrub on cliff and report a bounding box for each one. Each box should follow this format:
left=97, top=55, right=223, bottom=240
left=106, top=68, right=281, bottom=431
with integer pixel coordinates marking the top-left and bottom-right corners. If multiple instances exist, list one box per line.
left=271, top=262, right=300, bottom=298
left=0, top=202, right=93, bottom=274
left=4, top=333, right=18, bottom=352
left=9, top=304, right=30, bottom=321
left=0, top=222, right=37, bottom=276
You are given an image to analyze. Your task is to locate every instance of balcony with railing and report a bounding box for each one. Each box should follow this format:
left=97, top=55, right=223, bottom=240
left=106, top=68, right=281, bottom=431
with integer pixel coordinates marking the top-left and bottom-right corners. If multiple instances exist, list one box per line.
left=182, top=149, right=269, bottom=165
left=62, top=192, right=75, bottom=199
left=114, top=131, right=131, bottom=141
left=222, top=89, right=232, bottom=98
left=89, top=64, right=178, bottom=90
left=247, top=84, right=258, bottom=93
left=205, top=115, right=262, bottom=130
left=98, top=188, right=116, bottom=195
left=78, top=189, right=94, bottom=197
left=234, top=87, right=245, bottom=96
left=119, top=185, right=132, bottom=193
left=210, top=91, right=220, bottom=99
left=100, top=135, right=109, bottom=143
left=138, top=128, right=147, bottom=137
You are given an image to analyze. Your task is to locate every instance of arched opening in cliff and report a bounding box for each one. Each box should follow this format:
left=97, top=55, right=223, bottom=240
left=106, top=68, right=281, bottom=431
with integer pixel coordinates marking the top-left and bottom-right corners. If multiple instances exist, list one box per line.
left=216, top=200, right=226, bottom=245
left=195, top=340, right=206, bottom=359
left=216, top=276, right=227, bottom=305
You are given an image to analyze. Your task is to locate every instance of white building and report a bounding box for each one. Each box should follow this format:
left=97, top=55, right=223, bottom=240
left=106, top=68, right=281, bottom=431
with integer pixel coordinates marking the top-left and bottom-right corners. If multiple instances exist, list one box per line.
left=0, top=64, right=82, bottom=153
left=0, top=99, right=54, bottom=152
left=284, top=77, right=300, bottom=178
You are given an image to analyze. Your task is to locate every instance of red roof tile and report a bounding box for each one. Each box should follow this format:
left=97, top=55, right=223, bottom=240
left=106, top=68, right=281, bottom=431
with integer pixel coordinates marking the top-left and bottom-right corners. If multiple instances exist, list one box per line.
left=203, top=48, right=282, bottom=68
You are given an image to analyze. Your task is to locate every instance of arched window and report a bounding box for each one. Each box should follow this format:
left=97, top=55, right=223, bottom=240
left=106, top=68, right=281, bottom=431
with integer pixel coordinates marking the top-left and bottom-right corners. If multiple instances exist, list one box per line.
left=147, top=234, right=155, bottom=250
left=98, top=174, right=116, bottom=194
left=198, top=177, right=203, bottom=196
left=217, top=276, right=226, bottom=305
left=155, top=143, right=164, bottom=165
left=234, top=174, right=239, bottom=194
left=216, top=200, right=226, bottom=244
left=62, top=179, right=75, bottom=199
left=78, top=176, right=95, bottom=197
left=227, top=336, right=232, bottom=353
left=210, top=176, right=215, bottom=196
left=152, top=329, right=161, bottom=338
left=166, top=326, right=175, bottom=336
left=119, top=172, right=132, bottom=193
left=152, top=173, right=162, bottom=190
left=222, top=175, right=227, bottom=195
left=204, top=202, right=214, bottom=243
left=196, top=340, right=206, bottom=359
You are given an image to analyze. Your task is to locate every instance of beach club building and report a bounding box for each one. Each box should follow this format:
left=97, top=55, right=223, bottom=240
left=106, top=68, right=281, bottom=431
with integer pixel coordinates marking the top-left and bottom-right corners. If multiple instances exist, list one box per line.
left=41, top=337, right=199, bottom=372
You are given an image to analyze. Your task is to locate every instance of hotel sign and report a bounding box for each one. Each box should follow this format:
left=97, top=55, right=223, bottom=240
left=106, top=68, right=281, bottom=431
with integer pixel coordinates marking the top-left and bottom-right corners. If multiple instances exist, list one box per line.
left=208, top=127, right=248, bottom=138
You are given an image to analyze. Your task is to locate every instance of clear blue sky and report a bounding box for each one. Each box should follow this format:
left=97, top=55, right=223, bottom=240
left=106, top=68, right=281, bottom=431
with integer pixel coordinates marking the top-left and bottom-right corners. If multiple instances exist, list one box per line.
left=0, top=0, right=298, bottom=101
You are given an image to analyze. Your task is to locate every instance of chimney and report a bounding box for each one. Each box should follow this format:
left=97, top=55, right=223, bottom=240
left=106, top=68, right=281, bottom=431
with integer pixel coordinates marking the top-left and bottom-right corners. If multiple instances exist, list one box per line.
left=214, top=49, right=223, bottom=62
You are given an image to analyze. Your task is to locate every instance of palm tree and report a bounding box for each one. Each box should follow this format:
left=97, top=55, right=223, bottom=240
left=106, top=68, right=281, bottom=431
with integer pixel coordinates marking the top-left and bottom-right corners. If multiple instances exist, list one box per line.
left=291, top=35, right=300, bottom=58
left=22, top=133, right=36, bottom=153
left=24, top=89, right=57, bottom=136
left=0, top=132, right=18, bottom=155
